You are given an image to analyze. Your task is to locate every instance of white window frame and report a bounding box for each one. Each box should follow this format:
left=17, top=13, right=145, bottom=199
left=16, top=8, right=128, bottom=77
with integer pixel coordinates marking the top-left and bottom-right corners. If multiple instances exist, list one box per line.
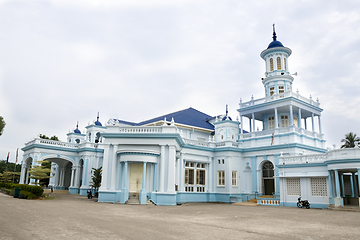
left=218, top=170, right=225, bottom=186
left=232, top=171, right=237, bottom=186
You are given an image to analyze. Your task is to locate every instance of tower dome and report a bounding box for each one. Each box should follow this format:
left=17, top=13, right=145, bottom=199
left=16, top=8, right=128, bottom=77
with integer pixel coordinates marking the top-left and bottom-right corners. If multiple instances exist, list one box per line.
left=74, top=122, right=81, bottom=134
left=267, top=25, right=284, bottom=49
left=94, top=112, right=102, bottom=126
left=221, top=105, right=232, bottom=121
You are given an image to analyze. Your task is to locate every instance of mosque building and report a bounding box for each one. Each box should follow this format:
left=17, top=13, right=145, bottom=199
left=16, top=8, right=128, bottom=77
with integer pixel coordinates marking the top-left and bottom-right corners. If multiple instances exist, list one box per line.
left=20, top=27, right=360, bottom=208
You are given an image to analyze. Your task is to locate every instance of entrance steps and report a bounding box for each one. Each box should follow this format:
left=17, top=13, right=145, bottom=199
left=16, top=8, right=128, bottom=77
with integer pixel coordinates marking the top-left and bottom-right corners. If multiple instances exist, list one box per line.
left=125, top=193, right=153, bottom=205
left=233, top=198, right=259, bottom=206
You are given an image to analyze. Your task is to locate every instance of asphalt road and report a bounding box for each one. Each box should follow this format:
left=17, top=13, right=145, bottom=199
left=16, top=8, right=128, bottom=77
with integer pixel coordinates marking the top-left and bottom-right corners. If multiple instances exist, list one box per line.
left=0, top=191, right=359, bottom=240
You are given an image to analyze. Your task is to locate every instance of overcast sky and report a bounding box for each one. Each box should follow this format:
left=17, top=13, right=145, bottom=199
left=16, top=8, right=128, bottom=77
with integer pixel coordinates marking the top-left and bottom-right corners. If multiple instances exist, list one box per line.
left=1, top=0, right=360, bottom=162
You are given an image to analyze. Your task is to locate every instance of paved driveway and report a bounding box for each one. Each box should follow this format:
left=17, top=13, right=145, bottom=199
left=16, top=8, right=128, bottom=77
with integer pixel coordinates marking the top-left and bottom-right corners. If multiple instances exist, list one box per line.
left=0, top=191, right=359, bottom=240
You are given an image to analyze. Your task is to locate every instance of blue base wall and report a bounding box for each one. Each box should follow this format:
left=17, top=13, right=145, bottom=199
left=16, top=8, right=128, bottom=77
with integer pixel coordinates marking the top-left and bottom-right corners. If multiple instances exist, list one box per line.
left=98, top=191, right=118, bottom=203
left=151, top=192, right=177, bottom=206
left=69, top=187, right=79, bottom=194
left=282, top=201, right=329, bottom=209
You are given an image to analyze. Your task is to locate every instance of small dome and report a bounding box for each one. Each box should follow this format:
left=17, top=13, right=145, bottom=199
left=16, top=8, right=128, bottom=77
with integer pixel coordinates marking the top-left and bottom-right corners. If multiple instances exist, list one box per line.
left=74, top=128, right=81, bottom=134
left=267, top=40, right=284, bottom=49
left=95, top=112, right=102, bottom=126
left=222, top=115, right=232, bottom=121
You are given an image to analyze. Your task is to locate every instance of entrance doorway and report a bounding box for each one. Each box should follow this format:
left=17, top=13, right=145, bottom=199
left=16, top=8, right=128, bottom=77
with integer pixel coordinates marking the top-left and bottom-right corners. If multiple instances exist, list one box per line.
left=262, top=161, right=275, bottom=195
left=129, top=163, right=143, bottom=193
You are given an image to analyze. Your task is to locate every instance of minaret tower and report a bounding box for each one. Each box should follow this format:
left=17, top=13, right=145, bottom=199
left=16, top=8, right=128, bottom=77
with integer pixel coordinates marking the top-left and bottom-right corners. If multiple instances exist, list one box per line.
left=260, top=24, right=293, bottom=97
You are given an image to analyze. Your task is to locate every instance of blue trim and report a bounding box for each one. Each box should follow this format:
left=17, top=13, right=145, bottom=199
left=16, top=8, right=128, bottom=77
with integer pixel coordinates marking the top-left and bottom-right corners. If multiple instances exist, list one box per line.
left=85, top=125, right=107, bottom=129
left=69, top=187, right=79, bottom=194
left=98, top=191, right=118, bottom=203
left=152, top=192, right=177, bottom=206
left=324, top=158, right=360, bottom=164
left=214, top=120, right=240, bottom=125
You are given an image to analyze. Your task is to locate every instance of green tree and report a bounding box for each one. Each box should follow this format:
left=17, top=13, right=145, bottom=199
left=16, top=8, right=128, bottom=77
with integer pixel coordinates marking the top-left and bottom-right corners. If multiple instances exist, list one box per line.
left=341, top=132, right=360, bottom=148
left=39, top=134, right=60, bottom=141
left=90, top=167, right=102, bottom=197
left=0, top=116, right=5, bottom=136
left=28, top=161, right=51, bottom=186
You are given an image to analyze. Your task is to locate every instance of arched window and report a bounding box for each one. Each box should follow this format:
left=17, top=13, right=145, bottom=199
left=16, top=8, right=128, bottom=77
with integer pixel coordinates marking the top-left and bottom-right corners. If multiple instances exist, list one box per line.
left=277, top=57, right=281, bottom=70
left=284, top=58, right=287, bottom=70
left=270, top=58, right=274, bottom=71
left=262, top=161, right=275, bottom=195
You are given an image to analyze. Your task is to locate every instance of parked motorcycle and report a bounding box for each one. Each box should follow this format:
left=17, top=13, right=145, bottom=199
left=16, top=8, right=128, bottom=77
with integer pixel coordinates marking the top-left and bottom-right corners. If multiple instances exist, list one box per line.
left=297, top=197, right=310, bottom=209
left=87, top=189, right=93, bottom=199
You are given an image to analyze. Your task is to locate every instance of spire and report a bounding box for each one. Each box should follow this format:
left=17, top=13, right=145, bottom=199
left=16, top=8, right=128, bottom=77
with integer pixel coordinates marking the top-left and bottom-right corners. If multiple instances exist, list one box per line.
left=97, top=112, right=99, bottom=121
left=74, top=121, right=81, bottom=134
left=76, top=121, right=79, bottom=129
left=94, top=112, right=102, bottom=126
left=272, top=23, right=277, bottom=41
left=226, top=104, right=228, bottom=116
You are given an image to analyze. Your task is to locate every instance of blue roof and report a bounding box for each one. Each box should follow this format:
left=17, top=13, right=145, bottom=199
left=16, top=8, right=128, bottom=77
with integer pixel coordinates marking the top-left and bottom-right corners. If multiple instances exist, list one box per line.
left=267, top=40, right=284, bottom=49
left=74, top=128, right=81, bottom=134
left=116, top=107, right=215, bottom=130
left=94, top=120, right=102, bottom=126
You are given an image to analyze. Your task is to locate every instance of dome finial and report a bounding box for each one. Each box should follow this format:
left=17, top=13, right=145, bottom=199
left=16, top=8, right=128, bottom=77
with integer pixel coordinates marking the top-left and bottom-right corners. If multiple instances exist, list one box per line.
left=97, top=112, right=99, bottom=121
left=74, top=121, right=81, bottom=134
left=272, top=23, right=277, bottom=41
left=226, top=104, right=228, bottom=116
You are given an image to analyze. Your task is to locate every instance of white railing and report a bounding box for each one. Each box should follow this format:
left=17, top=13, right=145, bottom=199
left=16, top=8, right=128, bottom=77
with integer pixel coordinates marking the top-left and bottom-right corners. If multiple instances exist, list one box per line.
left=119, top=127, right=162, bottom=133
left=239, top=91, right=320, bottom=109
left=183, top=139, right=212, bottom=147
left=280, top=153, right=327, bottom=165
left=259, top=199, right=280, bottom=206
left=24, top=138, right=104, bottom=150
left=241, top=127, right=323, bottom=140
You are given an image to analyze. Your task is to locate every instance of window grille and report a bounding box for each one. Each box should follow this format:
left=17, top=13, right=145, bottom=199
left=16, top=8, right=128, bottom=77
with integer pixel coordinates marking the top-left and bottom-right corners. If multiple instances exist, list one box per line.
left=286, top=178, right=301, bottom=196
left=311, top=177, right=327, bottom=196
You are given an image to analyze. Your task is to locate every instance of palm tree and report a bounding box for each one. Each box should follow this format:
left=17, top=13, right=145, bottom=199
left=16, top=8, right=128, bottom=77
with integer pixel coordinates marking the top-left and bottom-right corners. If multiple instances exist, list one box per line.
left=340, top=132, right=360, bottom=148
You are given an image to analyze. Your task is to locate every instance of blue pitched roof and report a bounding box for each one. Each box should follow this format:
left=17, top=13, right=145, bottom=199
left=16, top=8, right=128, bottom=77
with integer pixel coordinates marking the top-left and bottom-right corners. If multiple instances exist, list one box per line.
left=116, top=107, right=215, bottom=130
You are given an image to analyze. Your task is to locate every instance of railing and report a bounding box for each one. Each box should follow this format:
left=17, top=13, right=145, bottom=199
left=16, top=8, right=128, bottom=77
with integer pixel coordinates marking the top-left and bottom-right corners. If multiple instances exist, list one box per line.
left=246, top=191, right=258, bottom=202
left=259, top=199, right=280, bottom=205
left=183, top=139, right=212, bottom=147
left=118, top=127, right=162, bottom=133
left=239, top=91, right=320, bottom=109
left=24, top=138, right=104, bottom=150
left=241, top=126, right=324, bottom=140
left=280, top=153, right=327, bottom=165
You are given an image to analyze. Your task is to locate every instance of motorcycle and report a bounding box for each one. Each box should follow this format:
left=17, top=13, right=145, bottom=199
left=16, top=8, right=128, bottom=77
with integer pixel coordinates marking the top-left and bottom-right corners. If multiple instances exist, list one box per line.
left=297, top=197, right=310, bottom=209
left=87, top=189, right=93, bottom=199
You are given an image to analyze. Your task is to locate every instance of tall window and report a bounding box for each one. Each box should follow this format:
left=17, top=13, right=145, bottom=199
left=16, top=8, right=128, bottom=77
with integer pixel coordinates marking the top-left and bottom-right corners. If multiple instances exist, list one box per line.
left=277, top=57, right=281, bottom=70
left=270, top=87, right=275, bottom=96
left=232, top=171, right=237, bottom=186
left=279, top=86, right=284, bottom=94
left=268, top=116, right=275, bottom=129
left=270, top=58, right=274, bottom=71
left=185, top=162, right=206, bottom=192
left=293, top=116, right=298, bottom=127
left=281, top=115, right=289, bottom=127
left=284, top=58, right=287, bottom=70
left=218, top=171, right=225, bottom=186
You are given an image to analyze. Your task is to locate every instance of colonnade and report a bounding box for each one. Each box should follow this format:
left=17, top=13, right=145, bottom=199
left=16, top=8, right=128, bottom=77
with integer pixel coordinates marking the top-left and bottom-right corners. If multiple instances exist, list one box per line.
left=328, top=169, right=360, bottom=206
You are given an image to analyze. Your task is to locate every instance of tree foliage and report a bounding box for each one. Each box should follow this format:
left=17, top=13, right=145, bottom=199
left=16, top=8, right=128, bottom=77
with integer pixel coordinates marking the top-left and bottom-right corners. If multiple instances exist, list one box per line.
left=0, top=116, right=5, bottom=136
left=341, top=132, right=360, bottom=148
left=90, top=167, right=102, bottom=197
left=39, top=134, right=60, bottom=141
left=28, top=161, right=51, bottom=186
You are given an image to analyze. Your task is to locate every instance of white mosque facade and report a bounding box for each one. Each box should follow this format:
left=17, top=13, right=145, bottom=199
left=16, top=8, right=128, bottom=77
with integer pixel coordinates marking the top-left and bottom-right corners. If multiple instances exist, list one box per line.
left=20, top=29, right=360, bottom=208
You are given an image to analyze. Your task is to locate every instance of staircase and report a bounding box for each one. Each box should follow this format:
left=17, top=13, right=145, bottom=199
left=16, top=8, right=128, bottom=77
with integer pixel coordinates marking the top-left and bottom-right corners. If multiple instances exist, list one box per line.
left=126, top=193, right=140, bottom=205
left=125, top=193, right=154, bottom=205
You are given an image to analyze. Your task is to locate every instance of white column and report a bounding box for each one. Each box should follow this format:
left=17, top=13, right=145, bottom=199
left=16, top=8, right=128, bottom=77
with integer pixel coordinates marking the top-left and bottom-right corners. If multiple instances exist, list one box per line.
left=207, top=156, right=212, bottom=192
left=109, top=144, right=118, bottom=191
left=252, top=113, right=255, bottom=132
left=318, top=115, right=322, bottom=134
left=298, top=108, right=302, bottom=128
left=70, top=167, right=75, bottom=187
left=99, top=145, right=110, bottom=191
left=240, top=115, right=243, bottom=134
left=74, top=166, right=80, bottom=187
left=179, top=154, right=184, bottom=191
left=311, top=113, right=315, bottom=132
left=20, top=165, right=26, bottom=184
left=289, top=105, right=293, bottom=126
left=159, top=145, right=165, bottom=192
left=167, top=146, right=176, bottom=193
left=274, top=108, right=278, bottom=128
left=208, top=157, right=213, bottom=192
